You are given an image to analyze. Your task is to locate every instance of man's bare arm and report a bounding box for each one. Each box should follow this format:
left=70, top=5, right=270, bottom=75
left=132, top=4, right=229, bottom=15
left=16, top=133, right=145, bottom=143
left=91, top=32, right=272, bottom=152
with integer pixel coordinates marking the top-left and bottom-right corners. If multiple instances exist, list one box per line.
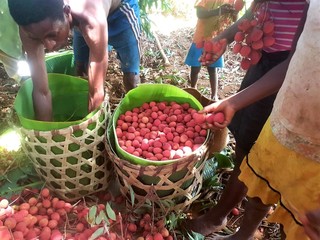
left=80, top=7, right=107, bottom=113
left=20, top=28, right=52, bottom=121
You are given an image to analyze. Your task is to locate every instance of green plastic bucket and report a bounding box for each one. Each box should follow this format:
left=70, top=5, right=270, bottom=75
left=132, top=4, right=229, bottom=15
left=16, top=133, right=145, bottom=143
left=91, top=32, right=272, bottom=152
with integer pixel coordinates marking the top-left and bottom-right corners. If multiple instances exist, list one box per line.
left=14, top=73, right=97, bottom=131
left=109, top=83, right=206, bottom=166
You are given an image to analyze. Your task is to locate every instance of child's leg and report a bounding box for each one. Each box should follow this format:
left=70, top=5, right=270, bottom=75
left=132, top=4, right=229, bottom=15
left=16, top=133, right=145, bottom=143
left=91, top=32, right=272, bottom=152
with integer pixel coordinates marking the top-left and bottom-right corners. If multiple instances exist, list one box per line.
left=185, top=146, right=249, bottom=236
left=207, top=66, right=218, bottom=100
left=206, top=197, right=271, bottom=240
left=190, top=66, right=201, bottom=88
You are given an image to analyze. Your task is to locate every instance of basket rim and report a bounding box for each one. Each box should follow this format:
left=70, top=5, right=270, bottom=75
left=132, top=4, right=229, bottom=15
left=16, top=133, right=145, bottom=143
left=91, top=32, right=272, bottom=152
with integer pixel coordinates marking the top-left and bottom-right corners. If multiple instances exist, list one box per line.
left=110, top=84, right=212, bottom=166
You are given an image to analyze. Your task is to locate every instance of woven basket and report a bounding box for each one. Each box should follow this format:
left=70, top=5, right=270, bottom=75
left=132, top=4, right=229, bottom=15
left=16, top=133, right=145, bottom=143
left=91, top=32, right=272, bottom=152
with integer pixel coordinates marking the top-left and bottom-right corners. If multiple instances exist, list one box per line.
left=106, top=128, right=213, bottom=213
left=15, top=73, right=113, bottom=201
left=19, top=98, right=112, bottom=201
left=106, top=84, right=217, bottom=212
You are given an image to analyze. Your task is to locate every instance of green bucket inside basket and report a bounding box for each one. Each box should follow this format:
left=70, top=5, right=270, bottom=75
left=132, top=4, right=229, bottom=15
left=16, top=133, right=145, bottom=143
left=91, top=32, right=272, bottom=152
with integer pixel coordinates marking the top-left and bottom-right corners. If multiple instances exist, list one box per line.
left=110, top=83, right=205, bottom=166
left=45, top=50, right=76, bottom=76
left=14, top=73, right=97, bottom=131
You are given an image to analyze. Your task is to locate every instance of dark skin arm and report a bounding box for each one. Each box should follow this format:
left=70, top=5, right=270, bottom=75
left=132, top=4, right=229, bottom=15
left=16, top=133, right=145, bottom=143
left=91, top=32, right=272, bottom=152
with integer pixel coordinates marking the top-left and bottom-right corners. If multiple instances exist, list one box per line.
left=215, top=8, right=253, bottom=44
left=19, top=28, right=52, bottom=121
left=75, top=1, right=107, bottom=112
left=201, top=2, right=309, bottom=129
left=206, top=3, right=320, bottom=237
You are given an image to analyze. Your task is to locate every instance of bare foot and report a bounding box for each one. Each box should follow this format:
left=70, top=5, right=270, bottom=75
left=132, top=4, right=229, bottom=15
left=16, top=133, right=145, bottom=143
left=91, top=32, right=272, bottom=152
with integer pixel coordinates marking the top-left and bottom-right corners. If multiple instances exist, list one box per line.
left=211, top=95, right=219, bottom=101
left=185, top=214, right=228, bottom=236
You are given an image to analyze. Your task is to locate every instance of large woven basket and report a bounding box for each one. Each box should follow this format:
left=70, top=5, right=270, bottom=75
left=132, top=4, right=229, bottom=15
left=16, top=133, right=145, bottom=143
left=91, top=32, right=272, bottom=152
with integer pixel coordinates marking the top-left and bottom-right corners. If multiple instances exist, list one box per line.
left=15, top=74, right=113, bottom=201
left=19, top=101, right=112, bottom=201
left=106, top=84, right=218, bottom=212
left=106, top=131, right=213, bottom=213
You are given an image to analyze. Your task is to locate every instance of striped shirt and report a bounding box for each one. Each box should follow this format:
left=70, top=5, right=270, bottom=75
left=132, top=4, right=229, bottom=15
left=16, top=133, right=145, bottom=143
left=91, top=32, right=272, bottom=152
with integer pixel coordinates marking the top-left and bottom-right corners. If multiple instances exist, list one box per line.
left=255, top=1, right=306, bottom=53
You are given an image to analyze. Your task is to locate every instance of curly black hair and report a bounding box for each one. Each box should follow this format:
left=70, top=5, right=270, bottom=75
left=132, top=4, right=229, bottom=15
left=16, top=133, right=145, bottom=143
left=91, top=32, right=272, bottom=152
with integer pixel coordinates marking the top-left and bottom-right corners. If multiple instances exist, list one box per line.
left=8, top=0, right=65, bottom=26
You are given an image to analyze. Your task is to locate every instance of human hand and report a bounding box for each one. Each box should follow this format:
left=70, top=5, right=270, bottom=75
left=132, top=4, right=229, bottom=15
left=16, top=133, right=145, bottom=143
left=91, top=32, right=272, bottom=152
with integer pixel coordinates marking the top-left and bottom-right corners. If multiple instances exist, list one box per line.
left=199, top=97, right=236, bottom=129
left=88, top=89, right=105, bottom=113
left=199, top=38, right=228, bottom=66
left=300, top=209, right=320, bottom=240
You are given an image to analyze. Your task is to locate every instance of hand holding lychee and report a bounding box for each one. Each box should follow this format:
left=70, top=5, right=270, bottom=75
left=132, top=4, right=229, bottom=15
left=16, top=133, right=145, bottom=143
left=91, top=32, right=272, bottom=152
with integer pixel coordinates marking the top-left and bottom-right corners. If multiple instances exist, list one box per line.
left=199, top=38, right=228, bottom=65
left=193, top=111, right=226, bottom=127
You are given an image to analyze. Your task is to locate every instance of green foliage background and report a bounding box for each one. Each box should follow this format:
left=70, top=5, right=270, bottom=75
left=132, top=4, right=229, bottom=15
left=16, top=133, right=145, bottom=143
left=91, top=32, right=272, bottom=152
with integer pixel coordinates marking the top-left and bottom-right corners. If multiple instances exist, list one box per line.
left=139, top=0, right=195, bottom=37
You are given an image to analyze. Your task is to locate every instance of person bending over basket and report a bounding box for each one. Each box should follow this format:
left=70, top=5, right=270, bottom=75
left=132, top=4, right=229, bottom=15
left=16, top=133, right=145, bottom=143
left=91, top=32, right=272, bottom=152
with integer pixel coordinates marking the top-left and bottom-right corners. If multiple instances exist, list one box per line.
left=8, top=0, right=141, bottom=121
left=187, top=0, right=320, bottom=239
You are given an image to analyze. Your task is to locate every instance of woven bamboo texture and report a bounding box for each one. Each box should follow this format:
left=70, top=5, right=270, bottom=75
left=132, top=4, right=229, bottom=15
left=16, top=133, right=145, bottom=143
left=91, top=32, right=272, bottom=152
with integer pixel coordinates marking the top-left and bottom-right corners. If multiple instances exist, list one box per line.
left=19, top=99, right=113, bottom=201
left=106, top=128, right=214, bottom=213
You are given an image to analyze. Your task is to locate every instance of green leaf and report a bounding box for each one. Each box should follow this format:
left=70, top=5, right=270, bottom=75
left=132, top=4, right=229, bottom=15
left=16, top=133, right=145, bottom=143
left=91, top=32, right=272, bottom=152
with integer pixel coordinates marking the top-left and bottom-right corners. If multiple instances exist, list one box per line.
left=95, top=210, right=107, bottom=225
left=167, top=212, right=179, bottom=230
left=0, top=164, right=43, bottom=198
left=187, top=231, right=205, bottom=240
left=129, top=186, right=135, bottom=207
left=106, top=202, right=116, bottom=221
left=202, top=157, right=218, bottom=182
left=203, top=175, right=221, bottom=188
left=214, top=153, right=234, bottom=169
left=89, top=227, right=105, bottom=240
left=88, top=206, right=97, bottom=225
left=160, top=199, right=175, bottom=208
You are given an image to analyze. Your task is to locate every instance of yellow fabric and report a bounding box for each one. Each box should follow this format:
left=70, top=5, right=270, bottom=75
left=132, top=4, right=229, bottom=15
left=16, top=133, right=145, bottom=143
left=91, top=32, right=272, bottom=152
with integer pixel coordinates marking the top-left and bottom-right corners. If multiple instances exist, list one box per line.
left=239, top=118, right=320, bottom=240
left=193, top=0, right=234, bottom=43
